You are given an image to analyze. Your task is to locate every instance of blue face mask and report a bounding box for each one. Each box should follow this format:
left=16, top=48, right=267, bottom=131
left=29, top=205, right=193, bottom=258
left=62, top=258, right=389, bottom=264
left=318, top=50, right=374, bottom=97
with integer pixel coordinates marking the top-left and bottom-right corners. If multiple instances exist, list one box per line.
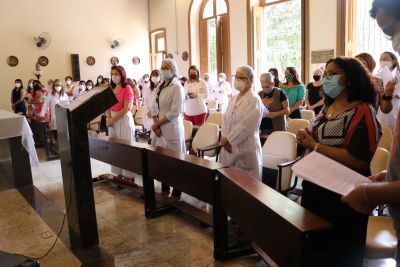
left=322, top=75, right=344, bottom=98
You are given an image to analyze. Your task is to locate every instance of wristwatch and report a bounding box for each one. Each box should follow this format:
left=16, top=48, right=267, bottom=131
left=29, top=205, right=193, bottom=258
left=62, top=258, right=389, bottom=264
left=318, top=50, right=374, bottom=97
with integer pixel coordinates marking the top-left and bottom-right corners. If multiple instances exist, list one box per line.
left=382, top=94, right=393, bottom=101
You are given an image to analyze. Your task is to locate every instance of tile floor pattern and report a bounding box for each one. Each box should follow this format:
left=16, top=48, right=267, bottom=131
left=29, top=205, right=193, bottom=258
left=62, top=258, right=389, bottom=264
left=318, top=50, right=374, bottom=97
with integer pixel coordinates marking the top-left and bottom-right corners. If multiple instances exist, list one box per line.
left=0, top=147, right=396, bottom=266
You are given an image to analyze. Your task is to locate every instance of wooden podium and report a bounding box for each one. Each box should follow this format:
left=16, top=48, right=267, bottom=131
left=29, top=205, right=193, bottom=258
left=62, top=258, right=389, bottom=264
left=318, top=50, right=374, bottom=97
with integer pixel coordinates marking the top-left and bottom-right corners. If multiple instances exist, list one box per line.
left=55, top=87, right=117, bottom=249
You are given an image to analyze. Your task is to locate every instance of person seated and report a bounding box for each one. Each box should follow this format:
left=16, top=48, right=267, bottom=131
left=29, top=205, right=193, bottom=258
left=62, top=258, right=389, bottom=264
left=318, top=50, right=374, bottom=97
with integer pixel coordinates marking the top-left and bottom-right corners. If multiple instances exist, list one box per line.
left=258, top=72, right=289, bottom=134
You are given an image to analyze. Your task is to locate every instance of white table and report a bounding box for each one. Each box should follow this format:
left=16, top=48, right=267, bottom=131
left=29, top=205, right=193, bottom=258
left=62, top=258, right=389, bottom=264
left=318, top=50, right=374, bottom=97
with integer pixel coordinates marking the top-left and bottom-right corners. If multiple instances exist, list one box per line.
left=0, top=110, right=39, bottom=187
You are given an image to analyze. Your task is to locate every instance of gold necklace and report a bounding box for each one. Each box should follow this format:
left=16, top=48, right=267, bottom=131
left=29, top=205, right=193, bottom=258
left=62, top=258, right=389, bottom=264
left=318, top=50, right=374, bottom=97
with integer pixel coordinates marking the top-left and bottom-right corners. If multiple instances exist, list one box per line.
left=326, top=104, right=336, bottom=119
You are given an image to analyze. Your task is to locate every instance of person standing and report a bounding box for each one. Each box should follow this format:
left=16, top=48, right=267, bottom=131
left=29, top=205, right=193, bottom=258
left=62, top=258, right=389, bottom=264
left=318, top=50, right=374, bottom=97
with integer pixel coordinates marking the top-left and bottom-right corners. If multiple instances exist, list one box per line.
left=11, top=79, right=26, bottom=115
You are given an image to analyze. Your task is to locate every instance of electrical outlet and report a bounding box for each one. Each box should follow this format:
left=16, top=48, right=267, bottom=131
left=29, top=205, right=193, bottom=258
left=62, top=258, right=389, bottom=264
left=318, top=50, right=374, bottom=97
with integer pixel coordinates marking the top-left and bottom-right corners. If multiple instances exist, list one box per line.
left=41, top=231, right=53, bottom=239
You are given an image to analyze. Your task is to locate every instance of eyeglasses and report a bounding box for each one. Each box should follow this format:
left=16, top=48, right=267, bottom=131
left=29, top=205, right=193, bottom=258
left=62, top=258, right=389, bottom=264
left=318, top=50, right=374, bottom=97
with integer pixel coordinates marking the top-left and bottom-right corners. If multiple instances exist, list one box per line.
left=234, top=76, right=248, bottom=81
left=322, top=71, right=344, bottom=80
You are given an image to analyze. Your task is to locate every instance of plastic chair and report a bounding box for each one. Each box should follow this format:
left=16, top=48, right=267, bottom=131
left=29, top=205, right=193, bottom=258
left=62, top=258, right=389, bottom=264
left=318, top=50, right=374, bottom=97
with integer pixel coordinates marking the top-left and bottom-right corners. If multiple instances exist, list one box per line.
left=378, top=125, right=393, bottom=151
left=300, top=110, right=315, bottom=130
left=287, top=119, right=311, bottom=135
left=207, top=100, right=218, bottom=112
left=370, top=147, right=390, bottom=175
left=262, top=131, right=301, bottom=192
left=191, top=123, right=221, bottom=160
left=206, top=112, right=223, bottom=128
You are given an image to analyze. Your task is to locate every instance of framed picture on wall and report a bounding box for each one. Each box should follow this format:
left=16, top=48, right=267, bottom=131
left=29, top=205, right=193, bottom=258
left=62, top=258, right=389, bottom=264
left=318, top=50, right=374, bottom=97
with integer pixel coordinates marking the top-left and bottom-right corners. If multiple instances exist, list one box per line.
left=166, top=53, right=173, bottom=59
left=7, top=56, right=18, bottom=67
left=110, top=56, right=119, bottom=65
left=86, top=56, right=95, bottom=66
left=182, top=51, right=189, bottom=61
left=38, top=56, right=49, bottom=67
left=132, top=56, right=140, bottom=65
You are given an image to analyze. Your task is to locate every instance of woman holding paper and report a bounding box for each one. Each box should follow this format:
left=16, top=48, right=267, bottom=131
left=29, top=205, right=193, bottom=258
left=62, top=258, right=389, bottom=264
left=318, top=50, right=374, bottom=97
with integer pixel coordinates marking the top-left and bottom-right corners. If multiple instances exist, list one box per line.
left=296, top=57, right=381, bottom=267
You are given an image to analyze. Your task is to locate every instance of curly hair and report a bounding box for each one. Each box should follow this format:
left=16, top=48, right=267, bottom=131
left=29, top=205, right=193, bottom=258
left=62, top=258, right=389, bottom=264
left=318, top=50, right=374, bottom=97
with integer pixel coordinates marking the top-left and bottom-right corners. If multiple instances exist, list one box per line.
left=325, top=57, right=376, bottom=105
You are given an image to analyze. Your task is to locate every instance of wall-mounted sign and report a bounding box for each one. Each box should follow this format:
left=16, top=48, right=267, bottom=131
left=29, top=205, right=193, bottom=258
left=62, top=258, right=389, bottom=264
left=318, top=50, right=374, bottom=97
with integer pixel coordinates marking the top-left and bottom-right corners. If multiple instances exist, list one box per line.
left=311, top=50, right=335, bottom=64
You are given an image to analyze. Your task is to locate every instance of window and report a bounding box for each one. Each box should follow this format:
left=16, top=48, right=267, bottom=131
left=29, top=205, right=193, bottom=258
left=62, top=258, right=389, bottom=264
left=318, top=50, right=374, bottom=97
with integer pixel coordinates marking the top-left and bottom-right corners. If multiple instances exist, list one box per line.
left=199, top=0, right=230, bottom=81
left=253, top=0, right=304, bottom=84
left=150, top=29, right=167, bottom=70
left=355, top=0, right=395, bottom=71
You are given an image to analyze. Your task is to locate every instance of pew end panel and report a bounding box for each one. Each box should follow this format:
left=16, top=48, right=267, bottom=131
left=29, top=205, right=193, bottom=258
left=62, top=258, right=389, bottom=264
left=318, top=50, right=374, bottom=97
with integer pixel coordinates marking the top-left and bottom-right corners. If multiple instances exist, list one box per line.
left=215, top=167, right=331, bottom=266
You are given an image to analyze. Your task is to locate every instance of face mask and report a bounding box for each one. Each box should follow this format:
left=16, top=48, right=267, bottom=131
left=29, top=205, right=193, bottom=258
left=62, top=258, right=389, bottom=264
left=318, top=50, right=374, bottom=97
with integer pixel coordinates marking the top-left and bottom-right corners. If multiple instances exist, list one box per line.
left=29, top=83, right=33, bottom=89
left=87, top=85, right=93, bottom=90
left=262, top=86, right=273, bottom=94
left=189, top=74, right=197, bottom=80
left=313, top=75, right=321, bottom=82
left=66, top=80, right=72, bottom=85
left=151, top=76, right=160, bottom=84
left=55, top=86, right=62, bottom=92
left=322, top=75, right=344, bottom=98
left=204, top=76, right=209, bottom=82
left=160, top=70, right=173, bottom=80
left=286, top=73, right=295, bottom=81
left=234, top=79, right=247, bottom=91
left=112, top=75, right=121, bottom=84
left=392, top=31, right=400, bottom=54
left=144, top=77, right=149, bottom=82
left=79, top=85, right=86, bottom=90
left=97, top=78, right=102, bottom=83
left=380, top=60, right=393, bottom=70
left=218, top=77, right=224, bottom=83
left=15, top=83, right=21, bottom=88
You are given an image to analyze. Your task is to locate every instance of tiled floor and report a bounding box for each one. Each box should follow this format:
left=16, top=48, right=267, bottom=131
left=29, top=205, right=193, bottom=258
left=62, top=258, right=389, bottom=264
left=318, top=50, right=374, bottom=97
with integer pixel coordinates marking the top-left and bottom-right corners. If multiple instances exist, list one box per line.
left=0, top=147, right=396, bottom=266
left=28, top=149, right=264, bottom=266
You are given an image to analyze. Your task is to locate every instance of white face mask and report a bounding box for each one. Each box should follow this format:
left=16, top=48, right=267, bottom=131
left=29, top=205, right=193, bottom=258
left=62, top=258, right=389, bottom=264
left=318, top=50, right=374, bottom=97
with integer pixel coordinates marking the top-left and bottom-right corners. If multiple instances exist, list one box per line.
left=234, top=79, right=247, bottom=91
left=218, top=77, right=224, bottom=83
left=151, top=76, right=160, bottom=84
left=87, top=85, right=93, bottom=90
left=393, top=31, right=400, bottom=54
left=380, top=60, right=393, bottom=70
left=55, top=86, right=62, bottom=92
left=97, top=78, right=102, bottom=83
left=79, top=85, right=86, bottom=90
left=112, top=75, right=121, bottom=84
left=29, top=83, right=33, bottom=89
left=66, top=80, right=72, bottom=85
left=15, top=83, right=21, bottom=88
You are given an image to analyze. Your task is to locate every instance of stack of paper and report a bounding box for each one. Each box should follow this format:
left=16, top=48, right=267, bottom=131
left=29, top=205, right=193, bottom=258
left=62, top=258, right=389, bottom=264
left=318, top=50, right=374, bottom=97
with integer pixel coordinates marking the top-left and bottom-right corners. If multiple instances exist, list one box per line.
left=292, top=152, right=370, bottom=195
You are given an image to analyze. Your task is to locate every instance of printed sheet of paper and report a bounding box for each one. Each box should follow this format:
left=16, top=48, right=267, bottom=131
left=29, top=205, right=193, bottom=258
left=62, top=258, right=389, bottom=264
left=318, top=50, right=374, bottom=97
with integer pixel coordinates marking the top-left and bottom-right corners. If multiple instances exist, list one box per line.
left=292, top=152, right=370, bottom=195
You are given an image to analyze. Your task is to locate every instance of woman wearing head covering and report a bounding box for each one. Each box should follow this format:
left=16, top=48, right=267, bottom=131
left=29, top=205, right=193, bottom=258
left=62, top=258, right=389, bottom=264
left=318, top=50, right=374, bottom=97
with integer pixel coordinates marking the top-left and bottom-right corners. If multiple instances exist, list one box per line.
left=220, top=65, right=264, bottom=179
left=150, top=59, right=186, bottom=199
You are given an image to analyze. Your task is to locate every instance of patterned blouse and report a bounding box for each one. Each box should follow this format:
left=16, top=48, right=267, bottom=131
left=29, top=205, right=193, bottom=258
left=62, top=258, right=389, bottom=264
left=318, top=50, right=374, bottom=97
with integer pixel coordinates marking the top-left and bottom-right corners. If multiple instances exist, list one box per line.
left=313, top=103, right=382, bottom=176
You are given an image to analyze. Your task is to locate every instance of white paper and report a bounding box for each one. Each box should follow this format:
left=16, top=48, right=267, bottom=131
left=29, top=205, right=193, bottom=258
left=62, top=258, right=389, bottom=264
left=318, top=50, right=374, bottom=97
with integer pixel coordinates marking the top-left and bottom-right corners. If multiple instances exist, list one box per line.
left=292, top=152, right=370, bottom=196
left=380, top=66, right=395, bottom=87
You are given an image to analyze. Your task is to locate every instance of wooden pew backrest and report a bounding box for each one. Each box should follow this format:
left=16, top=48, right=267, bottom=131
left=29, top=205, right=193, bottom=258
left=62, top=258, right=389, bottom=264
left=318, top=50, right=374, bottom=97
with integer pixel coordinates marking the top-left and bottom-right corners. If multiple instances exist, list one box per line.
left=218, top=167, right=331, bottom=266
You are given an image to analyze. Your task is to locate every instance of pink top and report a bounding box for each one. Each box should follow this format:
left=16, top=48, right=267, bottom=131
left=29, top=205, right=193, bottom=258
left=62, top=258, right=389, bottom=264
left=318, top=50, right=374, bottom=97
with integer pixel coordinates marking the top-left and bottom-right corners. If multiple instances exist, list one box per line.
left=110, top=85, right=134, bottom=112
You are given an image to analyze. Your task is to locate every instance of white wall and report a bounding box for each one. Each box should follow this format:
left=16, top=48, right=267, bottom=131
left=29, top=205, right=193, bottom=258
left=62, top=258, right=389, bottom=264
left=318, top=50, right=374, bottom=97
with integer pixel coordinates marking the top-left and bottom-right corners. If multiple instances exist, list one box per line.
left=0, top=0, right=149, bottom=111
left=309, top=0, right=337, bottom=77
left=149, top=0, right=248, bottom=79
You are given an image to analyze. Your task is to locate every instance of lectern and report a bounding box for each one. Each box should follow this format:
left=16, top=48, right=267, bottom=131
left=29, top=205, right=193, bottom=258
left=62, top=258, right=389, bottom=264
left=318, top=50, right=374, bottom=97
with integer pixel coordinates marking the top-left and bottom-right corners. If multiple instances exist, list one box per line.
left=55, top=87, right=117, bottom=249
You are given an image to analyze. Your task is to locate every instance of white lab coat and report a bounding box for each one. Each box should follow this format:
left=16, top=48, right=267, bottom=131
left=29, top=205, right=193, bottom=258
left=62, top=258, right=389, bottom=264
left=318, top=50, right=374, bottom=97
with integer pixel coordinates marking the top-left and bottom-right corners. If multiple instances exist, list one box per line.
left=212, top=81, right=232, bottom=113
left=150, top=78, right=186, bottom=153
left=39, top=91, right=70, bottom=130
left=220, top=89, right=263, bottom=179
left=142, top=86, right=158, bottom=130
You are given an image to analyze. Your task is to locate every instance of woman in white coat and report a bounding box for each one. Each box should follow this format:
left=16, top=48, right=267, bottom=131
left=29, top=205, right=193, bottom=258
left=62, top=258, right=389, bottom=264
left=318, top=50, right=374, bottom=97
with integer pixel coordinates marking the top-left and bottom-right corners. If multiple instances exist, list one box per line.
left=150, top=59, right=186, bottom=199
left=38, top=79, right=70, bottom=136
left=214, top=73, right=232, bottom=113
left=143, top=70, right=161, bottom=131
left=220, top=65, right=264, bottom=180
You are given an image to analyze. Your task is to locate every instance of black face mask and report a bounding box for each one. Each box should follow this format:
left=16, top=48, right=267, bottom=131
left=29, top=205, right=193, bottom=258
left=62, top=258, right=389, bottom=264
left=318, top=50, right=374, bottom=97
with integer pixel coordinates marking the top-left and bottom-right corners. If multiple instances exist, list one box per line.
left=313, top=75, right=321, bottom=82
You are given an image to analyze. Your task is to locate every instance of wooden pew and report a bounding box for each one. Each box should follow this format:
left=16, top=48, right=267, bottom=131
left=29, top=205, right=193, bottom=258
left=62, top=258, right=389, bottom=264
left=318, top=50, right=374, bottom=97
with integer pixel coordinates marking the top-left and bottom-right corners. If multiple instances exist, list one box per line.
left=29, top=116, right=58, bottom=160
left=145, top=147, right=225, bottom=221
left=215, top=167, right=331, bottom=266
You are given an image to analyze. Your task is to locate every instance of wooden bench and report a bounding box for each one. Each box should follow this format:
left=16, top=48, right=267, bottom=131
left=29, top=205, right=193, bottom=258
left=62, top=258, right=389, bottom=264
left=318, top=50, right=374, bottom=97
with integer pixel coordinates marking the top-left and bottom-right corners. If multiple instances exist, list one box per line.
left=29, top=116, right=58, bottom=160
left=215, top=167, right=331, bottom=266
